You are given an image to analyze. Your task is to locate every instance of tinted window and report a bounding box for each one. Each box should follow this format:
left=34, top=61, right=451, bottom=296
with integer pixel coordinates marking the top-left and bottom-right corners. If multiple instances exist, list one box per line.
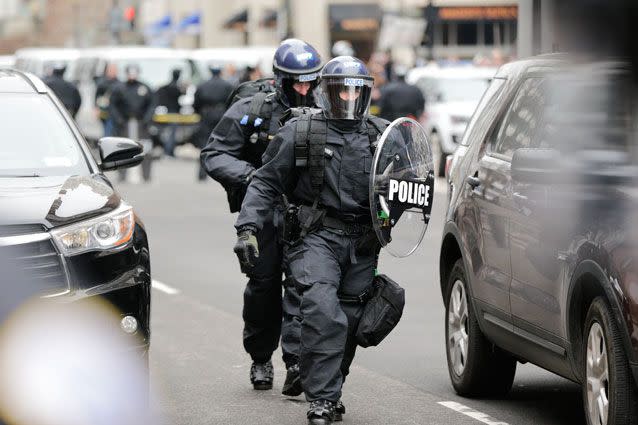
left=460, top=78, right=505, bottom=146
left=489, top=77, right=548, bottom=158
left=0, top=94, right=89, bottom=177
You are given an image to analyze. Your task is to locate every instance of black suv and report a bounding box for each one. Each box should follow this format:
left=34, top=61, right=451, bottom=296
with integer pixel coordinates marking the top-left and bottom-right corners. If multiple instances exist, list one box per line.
left=0, top=69, right=151, bottom=359
left=440, top=56, right=638, bottom=425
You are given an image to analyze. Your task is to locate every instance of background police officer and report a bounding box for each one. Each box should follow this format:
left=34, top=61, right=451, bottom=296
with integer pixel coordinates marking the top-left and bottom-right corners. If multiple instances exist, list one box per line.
left=43, top=62, right=82, bottom=118
left=154, top=68, right=184, bottom=157
left=109, top=64, right=154, bottom=182
left=378, top=64, right=425, bottom=121
left=193, top=63, right=234, bottom=181
left=200, top=39, right=323, bottom=394
left=234, top=56, right=389, bottom=425
left=95, top=62, right=119, bottom=137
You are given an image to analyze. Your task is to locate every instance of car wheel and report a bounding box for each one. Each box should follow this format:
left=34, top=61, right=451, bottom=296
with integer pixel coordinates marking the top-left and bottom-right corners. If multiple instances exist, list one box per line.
left=430, top=132, right=446, bottom=177
left=445, top=258, right=517, bottom=397
left=583, top=297, right=638, bottom=425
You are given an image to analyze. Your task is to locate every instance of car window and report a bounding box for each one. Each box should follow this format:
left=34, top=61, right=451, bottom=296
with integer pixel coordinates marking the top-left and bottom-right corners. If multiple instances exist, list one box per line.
left=460, top=77, right=505, bottom=147
left=0, top=93, right=89, bottom=177
left=489, top=77, right=549, bottom=159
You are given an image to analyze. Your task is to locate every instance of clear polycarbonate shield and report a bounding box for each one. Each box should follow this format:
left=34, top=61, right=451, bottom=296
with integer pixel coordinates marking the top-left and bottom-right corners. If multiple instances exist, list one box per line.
left=369, top=117, right=434, bottom=257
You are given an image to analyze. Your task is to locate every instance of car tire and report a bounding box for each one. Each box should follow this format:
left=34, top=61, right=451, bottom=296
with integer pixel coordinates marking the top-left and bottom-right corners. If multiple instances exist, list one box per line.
left=430, top=132, right=446, bottom=177
left=445, top=258, right=517, bottom=397
left=582, top=297, right=638, bottom=425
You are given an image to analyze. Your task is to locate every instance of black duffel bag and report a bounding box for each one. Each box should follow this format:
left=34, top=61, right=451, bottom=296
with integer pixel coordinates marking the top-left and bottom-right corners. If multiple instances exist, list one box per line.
left=356, top=274, right=405, bottom=348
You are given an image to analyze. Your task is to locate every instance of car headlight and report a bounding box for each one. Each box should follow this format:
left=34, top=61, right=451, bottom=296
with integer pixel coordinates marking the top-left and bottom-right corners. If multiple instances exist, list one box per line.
left=51, top=205, right=135, bottom=256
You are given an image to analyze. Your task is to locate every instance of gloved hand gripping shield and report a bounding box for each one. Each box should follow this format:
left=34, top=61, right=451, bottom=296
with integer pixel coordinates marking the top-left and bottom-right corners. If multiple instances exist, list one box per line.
left=369, top=117, right=434, bottom=257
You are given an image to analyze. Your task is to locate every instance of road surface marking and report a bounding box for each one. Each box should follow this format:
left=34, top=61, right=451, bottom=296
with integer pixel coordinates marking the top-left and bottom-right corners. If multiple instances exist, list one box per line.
left=152, top=279, right=180, bottom=295
left=438, top=401, right=509, bottom=425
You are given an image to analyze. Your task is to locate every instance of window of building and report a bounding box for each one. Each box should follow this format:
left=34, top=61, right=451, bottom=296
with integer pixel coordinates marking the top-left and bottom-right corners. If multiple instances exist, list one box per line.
left=457, top=22, right=477, bottom=45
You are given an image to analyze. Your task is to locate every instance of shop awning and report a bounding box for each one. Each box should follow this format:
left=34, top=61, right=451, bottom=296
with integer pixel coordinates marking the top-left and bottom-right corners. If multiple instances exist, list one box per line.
left=329, top=4, right=381, bottom=32
left=223, top=8, right=248, bottom=31
left=177, top=11, right=201, bottom=35
left=260, top=9, right=277, bottom=28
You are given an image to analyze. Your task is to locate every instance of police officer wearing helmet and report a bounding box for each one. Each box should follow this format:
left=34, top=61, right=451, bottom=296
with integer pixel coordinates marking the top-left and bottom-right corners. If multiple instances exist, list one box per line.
left=235, top=56, right=391, bottom=424
left=200, top=39, right=322, bottom=395
left=193, top=63, right=234, bottom=180
left=109, top=64, right=154, bottom=182
left=43, top=62, right=82, bottom=118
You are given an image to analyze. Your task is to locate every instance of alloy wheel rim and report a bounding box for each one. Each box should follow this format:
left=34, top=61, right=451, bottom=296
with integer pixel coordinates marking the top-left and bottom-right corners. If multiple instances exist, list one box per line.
left=586, top=322, right=609, bottom=425
left=448, top=279, right=469, bottom=376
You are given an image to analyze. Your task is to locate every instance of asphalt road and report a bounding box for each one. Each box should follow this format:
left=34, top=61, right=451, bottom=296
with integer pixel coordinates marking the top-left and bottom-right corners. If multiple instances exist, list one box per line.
left=112, top=155, right=586, bottom=425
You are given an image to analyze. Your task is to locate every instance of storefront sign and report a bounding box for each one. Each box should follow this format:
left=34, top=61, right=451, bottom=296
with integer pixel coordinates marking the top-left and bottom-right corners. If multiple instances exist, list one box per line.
left=438, top=6, right=518, bottom=21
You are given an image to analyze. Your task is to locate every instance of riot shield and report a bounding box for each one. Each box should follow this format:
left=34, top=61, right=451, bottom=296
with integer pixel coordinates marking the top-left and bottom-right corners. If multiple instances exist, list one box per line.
left=369, top=117, right=434, bottom=257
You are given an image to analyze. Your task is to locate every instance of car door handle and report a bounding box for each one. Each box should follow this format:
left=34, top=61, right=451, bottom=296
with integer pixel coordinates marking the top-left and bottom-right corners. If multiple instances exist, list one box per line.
left=466, top=176, right=481, bottom=189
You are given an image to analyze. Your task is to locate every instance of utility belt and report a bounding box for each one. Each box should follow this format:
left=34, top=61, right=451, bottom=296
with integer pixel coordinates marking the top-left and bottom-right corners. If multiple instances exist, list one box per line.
left=280, top=203, right=373, bottom=244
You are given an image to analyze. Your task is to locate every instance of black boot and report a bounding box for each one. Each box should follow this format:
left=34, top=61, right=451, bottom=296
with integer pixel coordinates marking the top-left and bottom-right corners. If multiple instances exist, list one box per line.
left=307, top=400, right=335, bottom=425
left=334, top=400, right=345, bottom=422
left=281, top=363, right=303, bottom=396
left=250, top=360, right=273, bottom=390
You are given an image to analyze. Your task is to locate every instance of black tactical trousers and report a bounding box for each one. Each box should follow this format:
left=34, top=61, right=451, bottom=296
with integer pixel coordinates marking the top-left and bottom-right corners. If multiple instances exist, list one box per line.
left=243, top=219, right=301, bottom=367
left=287, top=228, right=376, bottom=402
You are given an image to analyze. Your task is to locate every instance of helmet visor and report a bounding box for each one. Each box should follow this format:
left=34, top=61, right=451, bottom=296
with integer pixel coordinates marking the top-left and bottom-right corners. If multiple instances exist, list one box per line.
left=280, top=73, right=320, bottom=107
left=318, top=75, right=373, bottom=120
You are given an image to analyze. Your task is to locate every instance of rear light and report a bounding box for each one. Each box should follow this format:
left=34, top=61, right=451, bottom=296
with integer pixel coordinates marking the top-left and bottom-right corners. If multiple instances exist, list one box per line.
left=445, top=155, right=454, bottom=178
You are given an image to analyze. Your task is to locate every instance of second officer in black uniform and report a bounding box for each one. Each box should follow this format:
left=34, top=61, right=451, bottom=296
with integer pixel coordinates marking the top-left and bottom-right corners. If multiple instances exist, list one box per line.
left=201, top=39, right=323, bottom=394
left=235, top=56, right=391, bottom=425
left=43, top=63, right=82, bottom=118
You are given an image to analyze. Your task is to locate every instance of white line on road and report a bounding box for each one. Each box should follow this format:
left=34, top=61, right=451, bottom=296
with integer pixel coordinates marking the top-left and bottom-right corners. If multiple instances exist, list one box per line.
left=438, top=401, right=509, bottom=425
left=152, top=279, right=180, bottom=295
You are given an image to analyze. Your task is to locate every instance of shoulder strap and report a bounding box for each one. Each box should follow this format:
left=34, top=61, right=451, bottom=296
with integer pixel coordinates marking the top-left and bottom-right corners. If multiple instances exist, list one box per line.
left=365, top=116, right=390, bottom=150
left=294, top=112, right=327, bottom=198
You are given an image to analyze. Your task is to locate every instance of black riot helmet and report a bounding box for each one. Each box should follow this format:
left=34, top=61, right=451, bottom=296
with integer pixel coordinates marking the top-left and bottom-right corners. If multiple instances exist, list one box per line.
left=317, top=56, right=373, bottom=121
left=272, top=39, right=323, bottom=107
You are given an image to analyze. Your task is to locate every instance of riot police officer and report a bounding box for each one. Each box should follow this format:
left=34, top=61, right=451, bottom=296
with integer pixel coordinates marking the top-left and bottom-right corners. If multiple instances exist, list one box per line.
left=193, top=64, right=234, bottom=181
left=200, top=39, right=323, bottom=395
left=234, top=56, right=391, bottom=425
left=43, top=63, right=82, bottom=118
left=109, top=64, right=154, bottom=182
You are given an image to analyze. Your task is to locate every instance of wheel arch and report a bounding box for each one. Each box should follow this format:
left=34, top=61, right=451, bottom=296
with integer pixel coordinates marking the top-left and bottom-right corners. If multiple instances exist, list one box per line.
left=566, top=260, right=636, bottom=382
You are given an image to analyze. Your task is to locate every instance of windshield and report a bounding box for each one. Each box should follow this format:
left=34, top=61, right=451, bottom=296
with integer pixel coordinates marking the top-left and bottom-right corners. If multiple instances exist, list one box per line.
left=114, top=58, right=195, bottom=89
left=0, top=94, right=89, bottom=177
left=418, top=77, right=490, bottom=103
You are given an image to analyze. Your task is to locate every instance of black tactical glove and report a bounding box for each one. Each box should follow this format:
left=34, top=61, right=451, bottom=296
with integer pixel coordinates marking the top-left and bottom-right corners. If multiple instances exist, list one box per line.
left=234, top=229, right=259, bottom=271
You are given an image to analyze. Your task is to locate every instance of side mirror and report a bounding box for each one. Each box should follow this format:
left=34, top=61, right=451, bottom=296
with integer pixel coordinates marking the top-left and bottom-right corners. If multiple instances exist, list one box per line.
left=98, top=137, right=144, bottom=171
left=511, top=148, right=559, bottom=184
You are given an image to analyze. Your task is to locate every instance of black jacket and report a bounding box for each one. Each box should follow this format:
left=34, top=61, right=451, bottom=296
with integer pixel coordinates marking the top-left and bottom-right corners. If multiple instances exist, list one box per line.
left=108, top=80, right=154, bottom=131
left=43, top=75, right=82, bottom=117
left=200, top=93, right=289, bottom=189
left=154, top=81, right=182, bottom=113
left=235, top=118, right=382, bottom=232
left=378, top=81, right=425, bottom=121
left=193, top=76, right=234, bottom=145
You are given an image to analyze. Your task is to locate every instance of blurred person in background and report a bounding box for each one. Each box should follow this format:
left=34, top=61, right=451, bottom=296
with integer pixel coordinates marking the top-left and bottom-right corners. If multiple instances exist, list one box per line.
left=239, top=65, right=262, bottom=84
left=153, top=69, right=184, bottom=158
left=193, top=63, right=234, bottom=181
left=378, top=64, right=425, bottom=121
left=43, top=62, right=81, bottom=118
left=201, top=39, right=323, bottom=396
left=109, top=64, right=154, bottom=182
left=367, top=57, right=388, bottom=116
left=223, top=63, right=240, bottom=87
left=95, top=63, right=119, bottom=137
